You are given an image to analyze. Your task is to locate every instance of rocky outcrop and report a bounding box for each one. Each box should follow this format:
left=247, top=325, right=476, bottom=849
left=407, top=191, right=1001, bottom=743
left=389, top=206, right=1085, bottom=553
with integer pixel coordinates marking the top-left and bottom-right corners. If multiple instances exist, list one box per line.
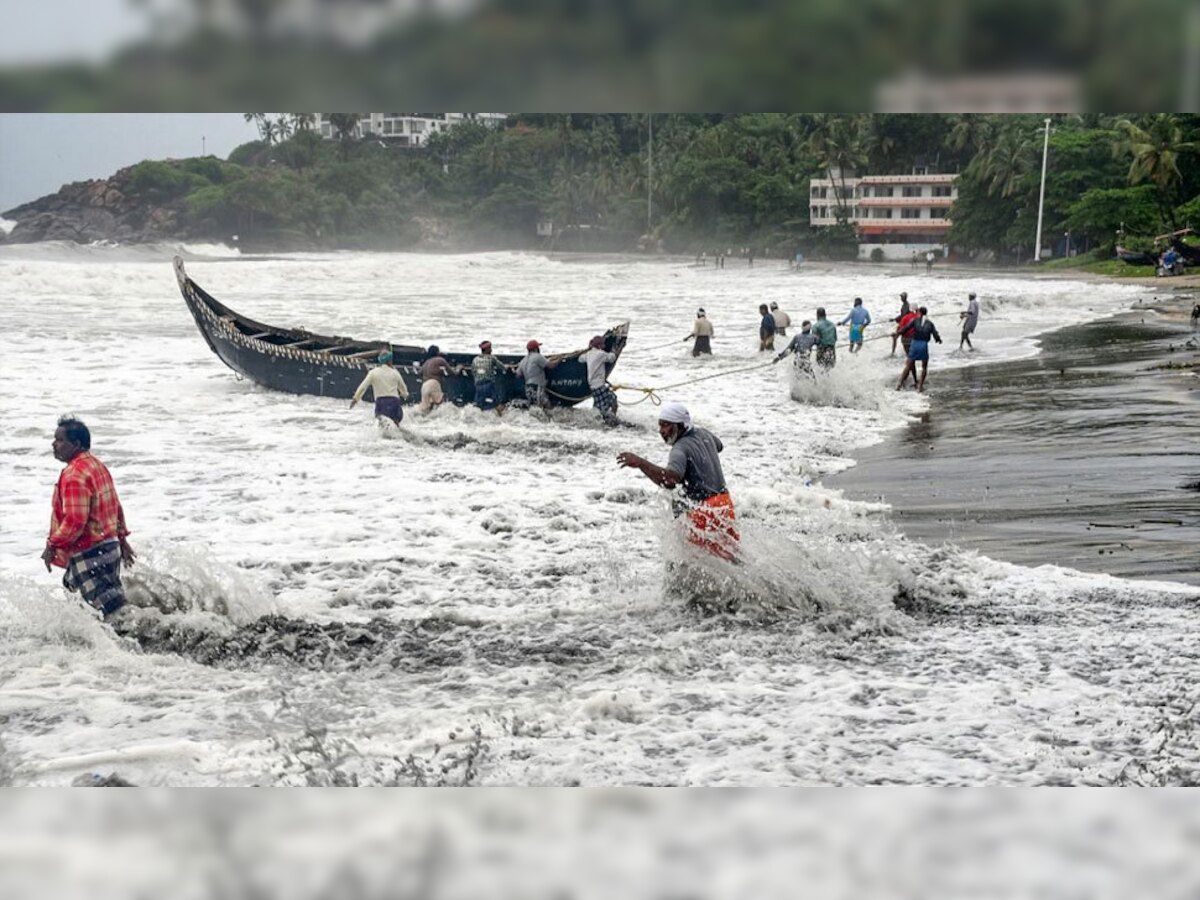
left=1, top=167, right=183, bottom=245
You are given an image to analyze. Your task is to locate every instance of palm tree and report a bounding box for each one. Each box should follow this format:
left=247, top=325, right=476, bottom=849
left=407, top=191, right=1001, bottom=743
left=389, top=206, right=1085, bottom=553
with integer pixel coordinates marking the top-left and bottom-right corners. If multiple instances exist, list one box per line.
left=271, top=115, right=293, bottom=142
left=1114, top=114, right=1197, bottom=227
left=983, top=127, right=1033, bottom=198
left=808, top=114, right=865, bottom=223
left=946, top=114, right=994, bottom=156
left=243, top=112, right=269, bottom=143
left=290, top=113, right=316, bottom=133
left=327, top=114, right=361, bottom=158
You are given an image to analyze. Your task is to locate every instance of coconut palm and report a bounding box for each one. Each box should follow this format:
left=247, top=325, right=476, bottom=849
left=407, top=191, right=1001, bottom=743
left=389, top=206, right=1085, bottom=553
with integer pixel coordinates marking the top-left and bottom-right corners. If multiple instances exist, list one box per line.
left=1113, top=114, right=1197, bottom=227
left=983, top=127, right=1034, bottom=198
left=808, top=114, right=865, bottom=223
left=290, top=113, right=316, bottom=133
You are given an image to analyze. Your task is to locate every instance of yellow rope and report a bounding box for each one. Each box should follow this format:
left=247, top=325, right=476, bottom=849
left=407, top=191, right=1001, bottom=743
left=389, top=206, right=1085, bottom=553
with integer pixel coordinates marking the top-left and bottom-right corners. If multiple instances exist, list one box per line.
left=609, top=359, right=778, bottom=406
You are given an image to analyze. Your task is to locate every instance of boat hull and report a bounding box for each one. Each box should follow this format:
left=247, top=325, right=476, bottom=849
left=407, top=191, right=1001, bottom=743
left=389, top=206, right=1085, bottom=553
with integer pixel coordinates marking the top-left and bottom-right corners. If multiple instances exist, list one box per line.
left=174, top=257, right=627, bottom=407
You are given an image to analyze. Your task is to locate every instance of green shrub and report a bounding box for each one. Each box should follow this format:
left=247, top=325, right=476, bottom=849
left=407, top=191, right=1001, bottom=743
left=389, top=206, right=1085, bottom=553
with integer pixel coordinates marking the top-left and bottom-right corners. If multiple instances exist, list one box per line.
left=869, top=247, right=885, bottom=262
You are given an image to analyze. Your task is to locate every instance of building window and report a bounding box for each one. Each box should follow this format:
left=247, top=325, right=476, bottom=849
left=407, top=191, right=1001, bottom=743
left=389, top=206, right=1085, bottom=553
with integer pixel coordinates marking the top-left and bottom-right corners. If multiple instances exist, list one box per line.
left=901, top=208, right=921, bottom=219
left=902, top=186, right=923, bottom=198
left=811, top=186, right=827, bottom=199
left=929, top=209, right=946, bottom=219
left=932, top=185, right=953, bottom=197
left=874, top=186, right=894, bottom=198
left=873, top=209, right=893, bottom=219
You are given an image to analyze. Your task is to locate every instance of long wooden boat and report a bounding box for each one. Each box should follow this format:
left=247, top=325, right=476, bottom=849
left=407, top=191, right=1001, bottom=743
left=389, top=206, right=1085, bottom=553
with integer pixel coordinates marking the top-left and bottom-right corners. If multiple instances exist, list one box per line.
left=173, top=257, right=628, bottom=407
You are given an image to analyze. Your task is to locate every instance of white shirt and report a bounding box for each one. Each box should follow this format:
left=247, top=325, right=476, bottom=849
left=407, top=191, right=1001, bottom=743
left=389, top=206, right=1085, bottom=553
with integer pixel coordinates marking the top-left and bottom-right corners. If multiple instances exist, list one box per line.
left=581, top=348, right=616, bottom=390
left=771, top=309, right=791, bottom=329
left=353, top=365, right=409, bottom=402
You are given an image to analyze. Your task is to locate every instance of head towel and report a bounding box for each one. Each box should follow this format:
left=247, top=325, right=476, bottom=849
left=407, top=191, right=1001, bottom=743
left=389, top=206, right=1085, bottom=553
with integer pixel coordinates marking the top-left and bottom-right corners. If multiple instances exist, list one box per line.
left=377, top=351, right=394, bottom=364
left=658, top=401, right=692, bottom=431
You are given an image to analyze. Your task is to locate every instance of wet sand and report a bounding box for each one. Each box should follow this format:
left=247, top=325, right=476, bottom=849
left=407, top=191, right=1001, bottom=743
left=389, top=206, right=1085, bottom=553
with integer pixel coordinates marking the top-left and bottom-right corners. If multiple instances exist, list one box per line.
left=832, top=300, right=1200, bottom=586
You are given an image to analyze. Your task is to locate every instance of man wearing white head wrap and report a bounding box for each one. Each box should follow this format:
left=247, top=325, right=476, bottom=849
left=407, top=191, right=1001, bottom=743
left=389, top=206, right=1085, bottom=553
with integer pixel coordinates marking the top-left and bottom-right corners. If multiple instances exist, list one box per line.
left=616, top=403, right=739, bottom=561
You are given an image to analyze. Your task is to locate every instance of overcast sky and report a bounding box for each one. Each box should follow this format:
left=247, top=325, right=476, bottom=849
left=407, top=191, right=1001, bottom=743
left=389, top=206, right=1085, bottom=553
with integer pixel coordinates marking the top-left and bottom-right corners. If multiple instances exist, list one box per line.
left=0, top=114, right=262, bottom=214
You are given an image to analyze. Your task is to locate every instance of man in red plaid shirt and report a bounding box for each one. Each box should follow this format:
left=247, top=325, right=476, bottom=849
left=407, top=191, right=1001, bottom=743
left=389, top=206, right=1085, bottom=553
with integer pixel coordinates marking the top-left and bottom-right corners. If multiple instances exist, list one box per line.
left=42, top=416, right=136, bottom=617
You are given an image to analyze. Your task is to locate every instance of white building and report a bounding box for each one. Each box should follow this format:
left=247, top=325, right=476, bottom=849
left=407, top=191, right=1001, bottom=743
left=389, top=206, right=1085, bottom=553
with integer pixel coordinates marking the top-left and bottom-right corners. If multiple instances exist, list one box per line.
left=318, top=113, right=508, bottom=147
left=810, top=167, right=958, bottom=260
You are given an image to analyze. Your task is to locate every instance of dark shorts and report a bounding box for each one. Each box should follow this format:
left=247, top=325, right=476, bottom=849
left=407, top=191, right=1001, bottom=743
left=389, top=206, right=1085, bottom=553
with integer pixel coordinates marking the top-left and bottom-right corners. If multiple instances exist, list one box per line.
left=474, top=382, right=499, bottom=410
left=692, top=335, right=712, bottom=356
left=374, top=396, right=403, bottom=423
left=901, top=336, right=913, bottom=353
left=962, top=318, right=978, bottom=336
left=908, top=339, right=929, bottom=362
left=816, top=345, right=836, bottom=369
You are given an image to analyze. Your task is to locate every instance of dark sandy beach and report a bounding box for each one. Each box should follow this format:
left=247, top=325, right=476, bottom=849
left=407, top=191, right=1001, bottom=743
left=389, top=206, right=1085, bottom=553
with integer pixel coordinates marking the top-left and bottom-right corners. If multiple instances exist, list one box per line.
left=832, top=297, right=1200, bottom=586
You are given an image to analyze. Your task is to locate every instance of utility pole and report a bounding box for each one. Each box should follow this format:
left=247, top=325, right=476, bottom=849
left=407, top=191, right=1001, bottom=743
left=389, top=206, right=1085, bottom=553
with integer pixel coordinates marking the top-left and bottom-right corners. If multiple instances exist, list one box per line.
left=647, top=113, right=653, bottom=233
left=1034, top=117, right=1051, bottom=262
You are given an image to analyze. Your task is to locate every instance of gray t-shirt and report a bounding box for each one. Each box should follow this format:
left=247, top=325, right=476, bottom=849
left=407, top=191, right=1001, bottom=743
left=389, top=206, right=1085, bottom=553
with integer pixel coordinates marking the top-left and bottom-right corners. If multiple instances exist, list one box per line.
left=785, top=332, right=818, bottom=355
left=517, top=351, right=549, bottom=387
left=666, top=426, right=728, bottom=502
left=964, top=298, right=980, bottom=326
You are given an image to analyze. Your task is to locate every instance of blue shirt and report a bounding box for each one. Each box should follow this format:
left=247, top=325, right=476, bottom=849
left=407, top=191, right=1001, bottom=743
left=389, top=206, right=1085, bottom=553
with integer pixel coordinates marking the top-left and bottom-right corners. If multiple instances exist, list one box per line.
left=840, top=306, right=871, bottom=327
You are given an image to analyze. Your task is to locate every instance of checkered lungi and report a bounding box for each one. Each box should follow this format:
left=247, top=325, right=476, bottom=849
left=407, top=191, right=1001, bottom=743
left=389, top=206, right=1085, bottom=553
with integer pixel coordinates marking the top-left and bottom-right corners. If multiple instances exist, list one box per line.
left=591, top=385, right=618, bottom=423
left=62, top=538, right=127, bottom=616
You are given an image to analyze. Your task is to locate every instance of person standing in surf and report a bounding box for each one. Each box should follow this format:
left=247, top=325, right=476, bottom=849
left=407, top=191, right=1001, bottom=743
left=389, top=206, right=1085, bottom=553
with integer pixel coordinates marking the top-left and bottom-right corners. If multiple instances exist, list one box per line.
left=470, top=341, right=512, bottom=414
left=616, top=402, right=738, bottom=561
left=581, top=335, right=620, bottom=426
left=758, top=304, right=777, bottom=352
left=516, top=339, right=559, bottom=410
left=350, top=350, right=409, bottom=426
left=770, top=301, right=791, bottom=338
left=811, top=307, right=838, bottom=369
left=42, top=416, right=136, bottom=618
left=891, top=291, right=911, bottom=356
left=773, top=320, right=818, bottom=377
left=896, top=306, right=943, bottom=392
left=687, top=308, right=714, bottom=357
left=839, top=297, right=872, bottom=353
left=417, top=345, right=457, bottom=413
left=959, top=291, right=980, bottom=351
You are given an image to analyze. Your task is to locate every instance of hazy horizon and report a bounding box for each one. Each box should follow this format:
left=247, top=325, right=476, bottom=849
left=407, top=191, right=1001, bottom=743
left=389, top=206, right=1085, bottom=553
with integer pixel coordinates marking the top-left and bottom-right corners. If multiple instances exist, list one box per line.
left=0, top=114, right=260, bottom=214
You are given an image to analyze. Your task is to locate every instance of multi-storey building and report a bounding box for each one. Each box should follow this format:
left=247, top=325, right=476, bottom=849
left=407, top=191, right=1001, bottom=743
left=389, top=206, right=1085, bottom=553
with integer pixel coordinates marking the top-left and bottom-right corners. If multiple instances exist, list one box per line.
left=318, top=113, right=508, bottom=147
left=809, top=167, right=958, bottom=260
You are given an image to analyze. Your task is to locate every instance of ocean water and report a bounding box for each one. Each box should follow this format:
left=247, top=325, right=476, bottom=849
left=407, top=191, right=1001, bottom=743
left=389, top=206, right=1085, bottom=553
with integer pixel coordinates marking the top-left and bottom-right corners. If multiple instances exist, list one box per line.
left=1, top=243, right=1196, bottom=786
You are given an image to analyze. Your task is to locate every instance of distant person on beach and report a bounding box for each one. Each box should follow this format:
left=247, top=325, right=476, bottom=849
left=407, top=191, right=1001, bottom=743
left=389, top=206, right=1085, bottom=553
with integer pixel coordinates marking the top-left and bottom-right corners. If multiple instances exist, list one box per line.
left=758, top=304, right=777, bottom=352
left=471, top=341, right=511, bottom=413
left=1192, top=303, right=1200, bottom=329
left=925, top=250, right=935, bottom=274
left=839, top=297, right=872, bottom=353
left=891, top=292, right=911, bottom=356
left=896, top=307, right=943, bottom=392
left=516, top=339, right=559, bottom=410
left=688, top=308, right=714, bottom=356
left=418, top=345, right=456, bottom=413
left=770, top=301, right=791, bottom=337
left=959, top=291, right=981, bottom=351
left=911, top=251, right=918, bottom=270
left=42, top=415, right=135, bottom=619
left=894, top=307, right=920, bottom=384
left=748, top=247, right=755, bottom=267
left=773, top=320, right=818, bottom=377
left=350, top=350, right=409, bottom=426
left=811, top=307, right=838, bottom=369
left=616, top=401, right=738, bottom=561
left=581, top=335, right=620, bottom=426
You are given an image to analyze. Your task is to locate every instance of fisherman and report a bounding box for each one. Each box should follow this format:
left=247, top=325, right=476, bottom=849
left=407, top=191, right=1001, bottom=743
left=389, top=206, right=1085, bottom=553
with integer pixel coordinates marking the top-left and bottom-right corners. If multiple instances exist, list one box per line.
left=616, top=401, right=738, bottom=561
left=770, top=301, right=791, bottom=337
left=42, top=415, right=136, bottom=618
left=959, top=291, right=980, bottom=351
left=839, top=297, right=871, bottom=353
left=896, top=306, right=943, bottom=392
left=758, top=304, right=776, bottom=352
left=894, top=306, right=921, bottom=386
left=687, top=308, right=714, bottom=356
left=1192, top=303, right=1200, bottom=329
left=350, top=350, right=409, bottom=426
left=418, top=345, right=456, bottom=413
left=890, top=291, right=911, bottom=356
left=925, top=250, right=935, bottom=274
left=581, top=335, right=620, bottom=426
left=773, top=320, right=818, bottom=377
left=811, top=307, right=838, bottom=369
left=911, top=251, right=918, bottom=271
left=516, top=339, right=559, bottom=409
left=471, top=340, right=511, bottom=413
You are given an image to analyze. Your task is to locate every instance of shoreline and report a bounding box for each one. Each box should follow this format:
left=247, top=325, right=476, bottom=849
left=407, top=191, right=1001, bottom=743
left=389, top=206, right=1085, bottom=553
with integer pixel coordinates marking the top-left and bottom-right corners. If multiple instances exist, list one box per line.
left=830, top=299, right=1200, bottom=587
